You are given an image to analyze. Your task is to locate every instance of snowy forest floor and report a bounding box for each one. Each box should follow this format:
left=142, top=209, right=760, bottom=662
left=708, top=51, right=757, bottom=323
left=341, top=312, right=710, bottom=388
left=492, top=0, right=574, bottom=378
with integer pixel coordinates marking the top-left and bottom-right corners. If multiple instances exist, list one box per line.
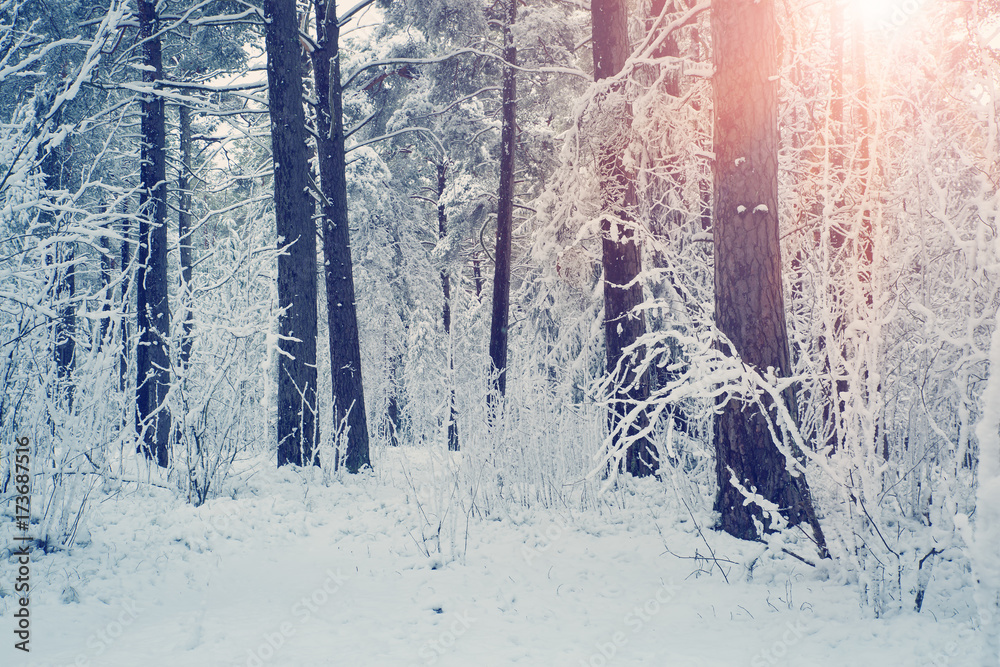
left=0, top=446, right=983, bottom=667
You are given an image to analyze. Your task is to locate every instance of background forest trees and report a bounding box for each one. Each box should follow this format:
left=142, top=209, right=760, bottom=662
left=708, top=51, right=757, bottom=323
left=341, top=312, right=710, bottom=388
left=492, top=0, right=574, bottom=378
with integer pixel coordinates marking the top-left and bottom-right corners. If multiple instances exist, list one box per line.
left=2, top=0, right=1000, bottom=638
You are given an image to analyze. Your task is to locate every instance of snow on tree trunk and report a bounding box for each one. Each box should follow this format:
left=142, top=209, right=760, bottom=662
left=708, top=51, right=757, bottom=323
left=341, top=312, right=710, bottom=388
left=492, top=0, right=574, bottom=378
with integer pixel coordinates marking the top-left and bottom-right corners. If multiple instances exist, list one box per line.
left=178, top=104, right=194, bottom=368
left=436, top=163, right=459, bottom=451
left=137, top=0, right=171, bottom=468
left=266, top=0, right=320, bottom=467
left=710, top=0, right=825, bottom=548
left=591, top=0, right=657, bottom=477
left=312, top=0, right=371, bottom=472
left=488, top=0, right=518, bottom=406
left=969, top=308, right=1000, bottom=665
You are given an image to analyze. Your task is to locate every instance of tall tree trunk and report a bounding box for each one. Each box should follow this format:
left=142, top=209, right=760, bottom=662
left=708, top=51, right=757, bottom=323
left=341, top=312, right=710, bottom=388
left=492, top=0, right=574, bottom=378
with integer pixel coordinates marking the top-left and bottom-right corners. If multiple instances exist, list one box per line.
left=830, top=0, right=845, bottom=186
left=386, top=348, right=402, bottom=447
left=818, top=9, right=876, bottom=458
left=592, top=0, right=657, bottom=476
left=788, top=1, right=853, bottom=458
left=645, top=0, right=688, bottom=435
left=803, top=0, right=848, bottom=456
left=266, top=0, right=320, bottom=467
left=99, top=205, right=113, bottom=349
left=120, top=203, right=130, bottom=401
left=178, top=104, right=195, bottom=368
left=828, top=0, right=850, bottom=453
left=43, top=142, right=76, bottom=412
left=488, top=0, right=518, bottom=405
left=312, top=0, right=370, bottom=472
left=711, top=0, right=826, bottom=551
left=137, top=0, right=170, bottom=468
left=54, top=247, right=75, bottom=411
left=852, top=12, right=873, bottom=307
left=437, top=163, right=460, bottom=451
left=850, top=10, right=885, bottom=460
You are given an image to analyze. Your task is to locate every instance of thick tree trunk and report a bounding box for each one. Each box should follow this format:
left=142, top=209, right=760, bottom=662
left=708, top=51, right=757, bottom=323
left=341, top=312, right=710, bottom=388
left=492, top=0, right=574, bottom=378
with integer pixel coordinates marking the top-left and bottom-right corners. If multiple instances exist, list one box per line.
left=488, top=0, right=517, bottom=405
left=137, top=0, right=170, bottom=468
left=312, top=0, right=370, bottom=472
left=178, top=104, right=195, bottom=368
left=711, top=0, right=825, bottom=550
left=436, top=163, right=460, bottom=451
left=266, top=0, right=320, bottom=467
left=591, top=0, right=657, bottom=476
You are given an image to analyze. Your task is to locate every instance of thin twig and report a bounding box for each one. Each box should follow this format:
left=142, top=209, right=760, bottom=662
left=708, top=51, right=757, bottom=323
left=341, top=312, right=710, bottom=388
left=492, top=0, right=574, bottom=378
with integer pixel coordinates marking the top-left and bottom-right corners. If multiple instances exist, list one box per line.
left=680, top=498, right=730, bottom=584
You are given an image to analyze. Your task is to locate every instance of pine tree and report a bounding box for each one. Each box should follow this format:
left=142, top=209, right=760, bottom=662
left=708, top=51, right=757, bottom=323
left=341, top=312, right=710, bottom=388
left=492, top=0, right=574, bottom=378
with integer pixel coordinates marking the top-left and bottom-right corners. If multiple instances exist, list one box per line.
left=591, top=0, right=657, bottom=476
left=710, top=0, right=825, bottom=551
left=265, top=0, right=320, bottom=467
left=311, top=0, right=372, bottom=472
left=487, top=0, right=518, bottom=405
left=136, top=0, right=171, bottom=468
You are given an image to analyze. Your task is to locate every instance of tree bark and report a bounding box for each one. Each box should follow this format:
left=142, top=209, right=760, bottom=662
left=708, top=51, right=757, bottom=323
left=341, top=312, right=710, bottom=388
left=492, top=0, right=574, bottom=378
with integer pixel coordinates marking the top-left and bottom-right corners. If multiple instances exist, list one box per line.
left=266, top=0, right=320, bottom=467
left=386, top=349, right=402, bottom=447
left=592, top=0, right=657, bottom=476
left=473, top=253, right=483, bottom=300
left=312, top=0, right=370, bottom=472
left=44, top=142, right=76, bottom=412
left=436, top=163, right=460, bottom=451
left=99, top=204, right=113, bottom=349
left=137, top=0, right=171, bottom=468
left=178, top=104, right=195, bottom=368
left=711, top=0, right=825, bottom=550
left=54, top=246, right=75, bottom=411
left=488, top=0, right=518, bottom=405
left=120, top=203, right=130, bottom=401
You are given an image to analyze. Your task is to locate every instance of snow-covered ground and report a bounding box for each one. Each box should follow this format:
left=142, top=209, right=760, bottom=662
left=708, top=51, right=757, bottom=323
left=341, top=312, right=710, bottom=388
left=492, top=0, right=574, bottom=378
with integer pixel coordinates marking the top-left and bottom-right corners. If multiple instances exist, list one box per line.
left=0, top=447, right=983, bottom=667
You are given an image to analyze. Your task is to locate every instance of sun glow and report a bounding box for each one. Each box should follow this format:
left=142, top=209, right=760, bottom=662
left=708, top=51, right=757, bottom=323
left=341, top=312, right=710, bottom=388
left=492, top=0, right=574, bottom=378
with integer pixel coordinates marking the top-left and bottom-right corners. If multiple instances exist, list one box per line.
left=854, top=0, right=929, bottom=33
